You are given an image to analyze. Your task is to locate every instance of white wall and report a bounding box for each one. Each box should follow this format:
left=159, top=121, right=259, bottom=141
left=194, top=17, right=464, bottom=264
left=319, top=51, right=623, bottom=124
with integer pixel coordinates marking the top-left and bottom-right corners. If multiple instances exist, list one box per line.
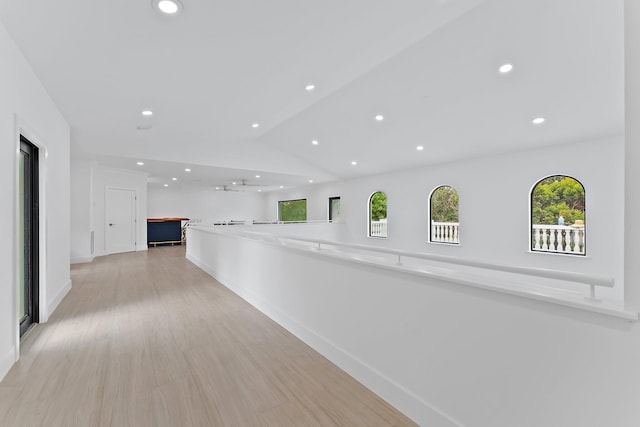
left=148, top=185, right=266, bottom=223
left=92, top=165, right=148, bottom=257
left=264, top=181, right=346, bottom=221
left=264, top=137, right=625, bottom=303
left=0, top=21, right=70, bottom=380
left=70, top=157, right=92, bottom=263
left=625, top=0, right=640, bottom=310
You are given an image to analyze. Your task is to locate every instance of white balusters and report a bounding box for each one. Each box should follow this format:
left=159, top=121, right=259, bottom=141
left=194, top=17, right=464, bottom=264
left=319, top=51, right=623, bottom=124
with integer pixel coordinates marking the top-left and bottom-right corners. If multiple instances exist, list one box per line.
left=533, top=227, right=542, bottom=250
left=370, top=220, right=388, bottom=237
left=550, top=228, right=557, bottom=251
left=430, top=222, right=460, bottom=244
left=531, top=224, right=585, bottom=255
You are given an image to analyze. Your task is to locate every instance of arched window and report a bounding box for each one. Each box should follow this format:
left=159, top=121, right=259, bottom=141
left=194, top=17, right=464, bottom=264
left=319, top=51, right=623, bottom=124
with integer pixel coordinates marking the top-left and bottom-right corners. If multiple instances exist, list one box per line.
left=531, top=175, right=585, bottom=255
left=369, top=191, right=387, bottom=238
left=429, top=185, right=459, bottom=244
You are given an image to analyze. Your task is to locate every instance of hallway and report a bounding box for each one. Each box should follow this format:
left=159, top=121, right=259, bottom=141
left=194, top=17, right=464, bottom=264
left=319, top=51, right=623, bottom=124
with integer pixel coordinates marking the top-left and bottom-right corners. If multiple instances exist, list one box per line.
left=0, top=246, right=415, bottom=426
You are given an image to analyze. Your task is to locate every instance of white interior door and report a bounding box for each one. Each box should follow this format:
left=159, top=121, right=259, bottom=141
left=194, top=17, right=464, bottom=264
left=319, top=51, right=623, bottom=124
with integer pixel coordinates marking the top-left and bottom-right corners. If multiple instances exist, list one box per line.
left=105, top=188, right=136, bottom=254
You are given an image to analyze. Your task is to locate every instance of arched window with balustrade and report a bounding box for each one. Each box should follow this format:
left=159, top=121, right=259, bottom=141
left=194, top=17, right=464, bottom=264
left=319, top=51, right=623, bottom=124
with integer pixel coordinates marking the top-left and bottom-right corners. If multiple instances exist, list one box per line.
left=429, top=185, right=460, bottom=244
left=531, top=175, right=585, bottom=255
left=368, top=191, right=387, bottom=238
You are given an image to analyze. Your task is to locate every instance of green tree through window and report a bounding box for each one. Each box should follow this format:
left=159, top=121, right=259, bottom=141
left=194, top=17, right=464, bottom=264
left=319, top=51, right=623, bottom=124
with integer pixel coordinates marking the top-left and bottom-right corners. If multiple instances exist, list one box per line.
left=369, top=192, right=387, bottom=238
left=278, top=199, right=307, bottom=222
left=430, top=186, right=460, bottom=244
left=531, top=176, right=585, bottom=225
left=531, top=175, right=586, bottom=255
left=430, top=186, right=459, bottom=223
left=370, top=192, right=387, bottom=221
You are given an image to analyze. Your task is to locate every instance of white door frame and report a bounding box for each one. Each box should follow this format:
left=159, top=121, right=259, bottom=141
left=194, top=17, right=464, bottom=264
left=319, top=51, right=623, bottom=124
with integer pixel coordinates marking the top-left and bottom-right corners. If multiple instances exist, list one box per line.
left=12, top=115, right=49, bottom=363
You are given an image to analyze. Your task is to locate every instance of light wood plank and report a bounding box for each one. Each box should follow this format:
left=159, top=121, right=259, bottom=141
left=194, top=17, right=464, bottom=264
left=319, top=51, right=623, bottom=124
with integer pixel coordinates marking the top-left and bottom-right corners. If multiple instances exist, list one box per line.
left=0, top=246, right=416, bottom=426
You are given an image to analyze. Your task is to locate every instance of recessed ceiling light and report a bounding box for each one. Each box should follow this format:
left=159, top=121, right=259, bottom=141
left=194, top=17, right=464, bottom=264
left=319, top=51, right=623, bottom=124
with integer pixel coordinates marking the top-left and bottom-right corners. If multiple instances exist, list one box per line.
left=252, top=123, right=259, bottom=128
left=351, top=161, right=358, bottom=165
left=184, top=168, right=191, bottom=172
left=153, top=0, right=182, bottom=15
left=305, top=84, right=315, bottom=91
left=258, top=189, right=262, bottom=192
left=141, top=110, right=153, bottom=116
left=375, top=115, right=384, bottom=121
left=308, top=180, right=314, bottom=183
left=164, top=184, right=169, bottom=187
left=137, top=161, right=144, bottom=166
left=416, top=146, right=424, bottom=151
left=311, top=140, right=319, bottom=145
left=172, top=177, right=177, bottom=181
left=279, top=185, right=284, bottom=189
left=215, top=187, right=220, bottom=190
left=532, top=117, right=546, bottom=125
left=255, top=175, right=261, bottom=178
left=232, top=182, right=237, bottom=185
left=499, top=63, right=513, bottom=74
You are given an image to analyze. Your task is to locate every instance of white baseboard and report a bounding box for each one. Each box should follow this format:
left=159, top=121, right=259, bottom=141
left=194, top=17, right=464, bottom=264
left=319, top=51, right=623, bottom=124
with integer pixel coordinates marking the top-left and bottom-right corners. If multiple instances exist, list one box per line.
left=186, top=253, right=462, bottom=427
left=0, top=346, right=16, bottom=383
left=48, top=279, right=72, bottom=316
left=70, top=255, right=94, bottom=264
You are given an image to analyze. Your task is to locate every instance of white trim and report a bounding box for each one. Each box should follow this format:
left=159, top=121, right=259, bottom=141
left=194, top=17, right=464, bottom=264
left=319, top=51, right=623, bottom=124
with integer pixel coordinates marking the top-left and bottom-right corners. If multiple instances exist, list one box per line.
left=13, top=115, right=51, bottom=351
left=12, top=116, right=20, bottom=366
left=47, top=279, right=72, bottom=315
left=187, top=252, right=463, bottom=427
left=0, top=346, right=17, bottom=382
left=71, top=256, right=94, bottom=264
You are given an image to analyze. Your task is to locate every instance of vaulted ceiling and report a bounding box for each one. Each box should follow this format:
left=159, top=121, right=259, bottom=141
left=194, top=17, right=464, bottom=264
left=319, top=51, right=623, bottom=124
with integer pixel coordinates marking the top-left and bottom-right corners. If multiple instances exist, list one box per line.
left=0, top=0, right=623, bottom=190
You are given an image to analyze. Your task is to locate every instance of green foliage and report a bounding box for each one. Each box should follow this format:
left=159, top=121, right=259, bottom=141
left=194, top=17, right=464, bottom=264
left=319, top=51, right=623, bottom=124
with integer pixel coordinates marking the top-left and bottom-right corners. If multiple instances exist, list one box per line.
left=531, top=176, right=585, bottom=225
left=278, top=199, right=307, bottom=222
left=370, top=192, right=387, bottom=221
left=430, top=186, right=459, bottom=222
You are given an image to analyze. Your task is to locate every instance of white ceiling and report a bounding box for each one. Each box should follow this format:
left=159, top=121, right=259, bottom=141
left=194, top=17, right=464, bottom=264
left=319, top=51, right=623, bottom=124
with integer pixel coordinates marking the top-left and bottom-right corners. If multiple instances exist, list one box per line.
left=0, top=0, right=624, bottom=189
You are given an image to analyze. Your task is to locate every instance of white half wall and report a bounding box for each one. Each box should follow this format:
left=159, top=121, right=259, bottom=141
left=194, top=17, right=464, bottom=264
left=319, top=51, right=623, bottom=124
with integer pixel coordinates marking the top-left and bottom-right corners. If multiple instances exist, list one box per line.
left=91, top=165, right=148, bottom=257
left=148, top=185, right=267, bottom=223
left=187, top=226, right=640, bottom=427
left=0, top=21, right=70, bottom=380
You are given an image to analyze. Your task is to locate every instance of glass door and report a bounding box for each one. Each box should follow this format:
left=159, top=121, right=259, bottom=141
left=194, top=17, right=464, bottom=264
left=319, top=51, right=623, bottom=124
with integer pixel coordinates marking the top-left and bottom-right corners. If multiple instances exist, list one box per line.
left=19, top=136, right=38, bottom=337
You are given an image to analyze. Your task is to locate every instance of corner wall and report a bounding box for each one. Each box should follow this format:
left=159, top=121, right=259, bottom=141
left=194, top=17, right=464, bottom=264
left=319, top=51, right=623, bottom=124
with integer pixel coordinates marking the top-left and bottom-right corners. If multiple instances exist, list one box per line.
left=625, top=0, right=640, bottom=310
left=70, top=157, right=92, bottom=263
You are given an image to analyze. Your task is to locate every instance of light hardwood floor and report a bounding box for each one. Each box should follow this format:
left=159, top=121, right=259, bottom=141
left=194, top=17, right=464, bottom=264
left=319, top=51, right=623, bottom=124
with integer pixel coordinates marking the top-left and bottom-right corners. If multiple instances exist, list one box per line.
left=0, top=246, right=417, bottom=426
